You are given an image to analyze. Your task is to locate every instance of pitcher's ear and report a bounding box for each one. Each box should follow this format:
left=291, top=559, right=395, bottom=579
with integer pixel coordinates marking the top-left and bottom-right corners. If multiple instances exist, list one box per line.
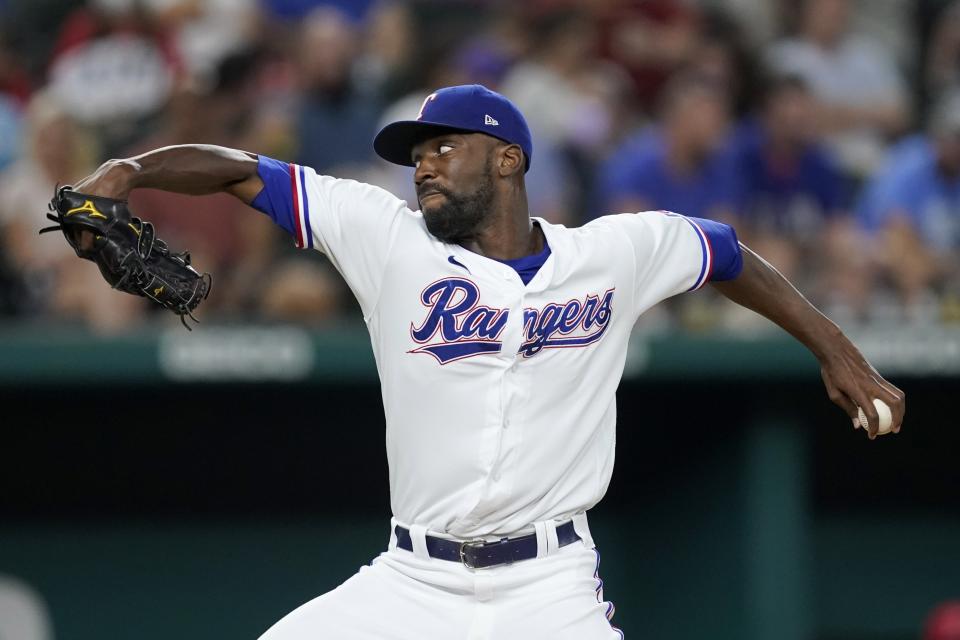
left=497, top=143, right=524, bottom=177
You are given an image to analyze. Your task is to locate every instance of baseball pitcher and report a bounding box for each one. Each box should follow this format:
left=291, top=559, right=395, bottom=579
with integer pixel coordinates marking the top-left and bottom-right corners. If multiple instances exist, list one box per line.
left=51, top=85, right=905, bottom=639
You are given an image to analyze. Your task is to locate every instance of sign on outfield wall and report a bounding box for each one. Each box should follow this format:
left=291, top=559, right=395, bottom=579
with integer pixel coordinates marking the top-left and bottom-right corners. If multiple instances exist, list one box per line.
left=158, top=327, right=315, bottom=381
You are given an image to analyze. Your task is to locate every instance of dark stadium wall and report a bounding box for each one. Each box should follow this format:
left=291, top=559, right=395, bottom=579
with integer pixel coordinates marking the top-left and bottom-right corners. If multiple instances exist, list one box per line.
left=1, top=378, right=957, bottom=640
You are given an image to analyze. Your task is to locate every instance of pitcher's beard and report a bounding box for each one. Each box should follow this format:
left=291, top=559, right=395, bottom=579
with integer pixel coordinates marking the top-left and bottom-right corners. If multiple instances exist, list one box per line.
left=421, top=170, right=495, bottom=243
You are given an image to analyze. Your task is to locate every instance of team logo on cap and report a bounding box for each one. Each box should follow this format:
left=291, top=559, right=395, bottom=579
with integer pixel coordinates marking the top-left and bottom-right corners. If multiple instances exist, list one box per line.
left=416, top=93, right=437, bottom=121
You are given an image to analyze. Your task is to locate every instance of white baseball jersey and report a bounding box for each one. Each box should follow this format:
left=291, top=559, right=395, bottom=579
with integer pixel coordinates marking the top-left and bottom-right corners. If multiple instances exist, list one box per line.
left=252, top=156, right=741, bottom=539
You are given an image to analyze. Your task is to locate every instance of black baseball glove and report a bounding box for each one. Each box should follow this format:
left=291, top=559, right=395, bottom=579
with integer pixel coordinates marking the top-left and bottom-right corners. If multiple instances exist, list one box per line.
left=40, top=186, right=211, bottom=328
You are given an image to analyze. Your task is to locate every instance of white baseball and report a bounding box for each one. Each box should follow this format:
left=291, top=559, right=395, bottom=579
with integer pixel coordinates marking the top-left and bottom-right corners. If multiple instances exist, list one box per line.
left=858, top=398, right=894, bottom=435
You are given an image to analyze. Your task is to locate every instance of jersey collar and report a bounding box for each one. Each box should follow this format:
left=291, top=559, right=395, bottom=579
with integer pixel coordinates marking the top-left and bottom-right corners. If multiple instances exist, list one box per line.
left=441, top=217, right=560, bottom=292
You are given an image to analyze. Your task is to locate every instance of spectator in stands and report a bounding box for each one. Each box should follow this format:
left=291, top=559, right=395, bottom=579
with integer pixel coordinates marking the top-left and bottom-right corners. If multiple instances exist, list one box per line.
left=593, top=0, right=702, bottom=111
left=0, top=34, right=31, bottom=172
left=687, top=7, right=762, bottom=119
left=259, top=0, right=376, bottom=24
left=926, top=1, right=960, bottom=103
left=594, top=73, right=740, bottom=222
left=0, top=92, right=96, bottom=290
left=734, top=74, right=849, bottom=286
left=209, top=211, right=346, bottom=325
left=149, top=0, right=259, bottom=89
left=0, top=35, right=31, bottom=107
left=353, top=1, right=417, bottom=102
left=500, top=9, right=604, bottom=223
left=0, top=92, right=145, bottom=330
left=0, top=1, right=951, bottom=330
left=766, top=0, right=910, bottom=178
left=501, top=10, right=600, bottom=155
left=257, top=257, right=345, bottom=326
left=47, top=0, right=182, bottom=157
left=0, top=98, right=21, bottom=175
left=293, top=7, right=382, bottom=178
left=857, top=90, right=960, bottom=319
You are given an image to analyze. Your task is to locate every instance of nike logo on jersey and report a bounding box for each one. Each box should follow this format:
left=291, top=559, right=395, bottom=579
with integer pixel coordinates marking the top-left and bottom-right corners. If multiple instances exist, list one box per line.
left=408, top=278, right=615, bottom=365
left=447, top=255, right=470, bottom=273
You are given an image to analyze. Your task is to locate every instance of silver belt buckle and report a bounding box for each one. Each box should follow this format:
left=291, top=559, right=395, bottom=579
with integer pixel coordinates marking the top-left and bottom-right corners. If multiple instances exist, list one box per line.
left=459, top=539, right=488, bottom=569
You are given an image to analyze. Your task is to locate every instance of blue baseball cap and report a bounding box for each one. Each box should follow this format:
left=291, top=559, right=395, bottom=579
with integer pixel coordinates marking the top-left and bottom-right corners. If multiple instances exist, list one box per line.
left=373, top=84, right=533, bottom=172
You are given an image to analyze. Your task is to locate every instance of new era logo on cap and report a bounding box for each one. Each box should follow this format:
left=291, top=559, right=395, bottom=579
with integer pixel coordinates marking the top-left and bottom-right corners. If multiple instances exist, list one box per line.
left=373, top=84, right=534, bottom=172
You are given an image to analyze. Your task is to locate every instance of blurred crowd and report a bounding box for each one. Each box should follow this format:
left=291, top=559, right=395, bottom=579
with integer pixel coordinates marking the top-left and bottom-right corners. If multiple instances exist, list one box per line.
left=0, top=0, right=959, bottom=333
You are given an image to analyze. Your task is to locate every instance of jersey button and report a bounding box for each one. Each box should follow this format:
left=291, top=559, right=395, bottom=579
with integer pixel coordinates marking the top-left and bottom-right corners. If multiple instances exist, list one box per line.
left=503, top=419, right=510, bottom=429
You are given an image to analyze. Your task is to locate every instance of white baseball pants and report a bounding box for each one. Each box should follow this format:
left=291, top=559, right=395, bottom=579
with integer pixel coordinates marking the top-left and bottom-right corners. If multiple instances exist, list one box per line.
left=259, top=518, right=623, bottom=640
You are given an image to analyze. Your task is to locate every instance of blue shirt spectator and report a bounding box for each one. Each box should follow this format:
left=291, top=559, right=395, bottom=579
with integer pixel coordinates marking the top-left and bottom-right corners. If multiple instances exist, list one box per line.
left=261, top=0, right=374, bottom=22
left=293, top=7, right=382, bottom=175
left=735, top=118, right=844, bottom=236
left=857, top=135, right=960, bottom=252
left=297, top=90, right=382, bottom=174
left=595, top=126, right=742, bottom=220
left=0, top=96, right=21, bottom=172
left=593, top=73, right=741, bottom=221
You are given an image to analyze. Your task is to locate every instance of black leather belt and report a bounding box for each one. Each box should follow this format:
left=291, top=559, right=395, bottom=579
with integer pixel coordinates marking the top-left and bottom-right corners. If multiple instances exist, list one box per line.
left=394, top=521, right=580, bottom=569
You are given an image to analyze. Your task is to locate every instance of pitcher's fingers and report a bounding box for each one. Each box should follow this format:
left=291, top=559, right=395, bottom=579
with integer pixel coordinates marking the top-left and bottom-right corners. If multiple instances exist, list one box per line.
left=870, top=377, right=905, bottom=432
left=851, top=388, right=879, bottom=439
left=822, top=369, right=860, bottom=426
